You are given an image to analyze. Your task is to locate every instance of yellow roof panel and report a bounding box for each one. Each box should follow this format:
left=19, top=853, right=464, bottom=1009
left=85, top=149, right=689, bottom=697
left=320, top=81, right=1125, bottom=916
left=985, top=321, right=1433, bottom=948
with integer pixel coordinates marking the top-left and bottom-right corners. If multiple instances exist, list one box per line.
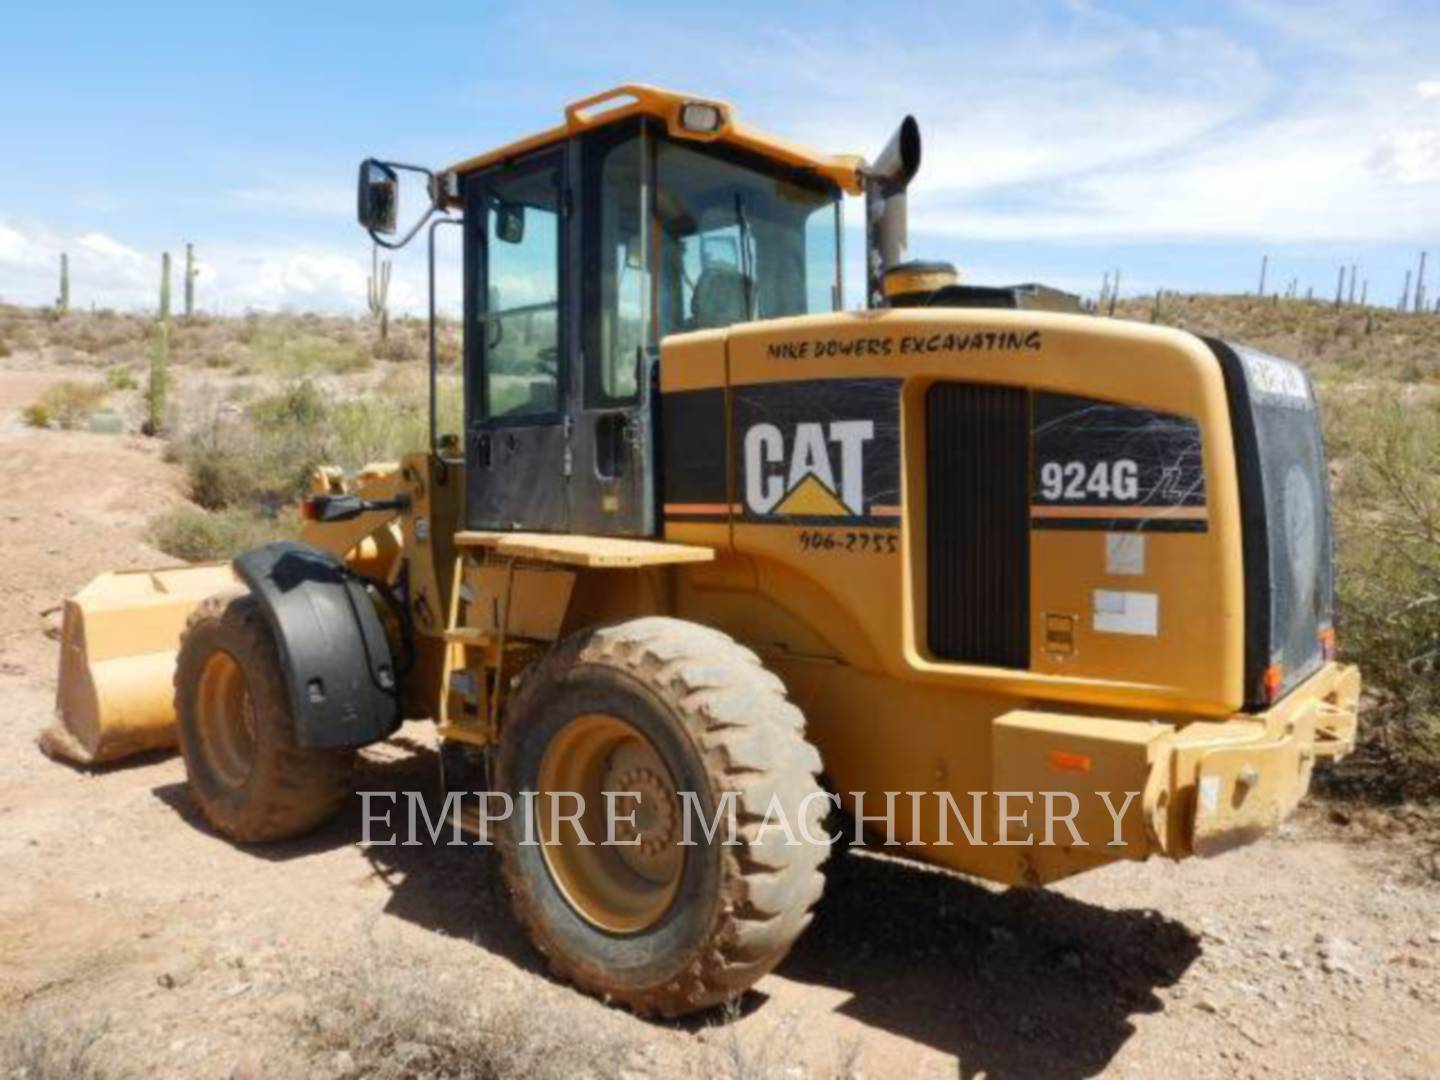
left=442, top=84, right=864, bottom=196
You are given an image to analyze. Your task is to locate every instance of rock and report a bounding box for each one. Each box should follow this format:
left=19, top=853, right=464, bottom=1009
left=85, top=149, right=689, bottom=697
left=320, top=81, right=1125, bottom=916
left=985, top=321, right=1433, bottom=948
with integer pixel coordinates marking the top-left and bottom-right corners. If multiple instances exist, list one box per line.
left=332, top=1050, right=355, bottom=1075
left=1429, top=929, right=1440, bottom=944
left=1197, top=997, right=1221, bottom=1014
left=1318, top=935, right=1361, bottom=976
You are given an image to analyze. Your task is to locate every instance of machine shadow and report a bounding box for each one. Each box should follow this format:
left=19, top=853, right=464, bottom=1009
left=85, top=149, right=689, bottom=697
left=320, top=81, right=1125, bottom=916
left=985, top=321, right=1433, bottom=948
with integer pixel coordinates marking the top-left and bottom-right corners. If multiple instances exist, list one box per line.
left=150, top=736, right=538, bottom=971
left=778, top=847, right=1201, bottom=1079
left=153, top=742, right=1199, bottom=1075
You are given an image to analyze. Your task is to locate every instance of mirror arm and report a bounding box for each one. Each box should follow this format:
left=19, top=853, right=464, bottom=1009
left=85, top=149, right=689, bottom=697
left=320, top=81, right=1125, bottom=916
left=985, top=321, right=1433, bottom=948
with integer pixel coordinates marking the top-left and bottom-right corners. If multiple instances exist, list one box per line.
left=367, top=161, right=443, bottom=251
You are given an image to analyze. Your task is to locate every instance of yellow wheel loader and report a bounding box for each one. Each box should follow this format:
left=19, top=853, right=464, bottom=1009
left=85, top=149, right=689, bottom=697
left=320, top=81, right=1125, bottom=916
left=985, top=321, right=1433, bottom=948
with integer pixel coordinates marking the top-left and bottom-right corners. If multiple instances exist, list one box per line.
left=50, top=85, right=1360, bottom=1016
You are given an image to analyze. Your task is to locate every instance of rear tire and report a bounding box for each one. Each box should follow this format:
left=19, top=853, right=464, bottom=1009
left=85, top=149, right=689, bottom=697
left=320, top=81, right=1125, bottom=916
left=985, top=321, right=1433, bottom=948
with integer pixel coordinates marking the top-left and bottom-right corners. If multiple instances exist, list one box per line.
left=174, top=592, right=352, bottom=843
left=496, top=616, right=828, bottom=1016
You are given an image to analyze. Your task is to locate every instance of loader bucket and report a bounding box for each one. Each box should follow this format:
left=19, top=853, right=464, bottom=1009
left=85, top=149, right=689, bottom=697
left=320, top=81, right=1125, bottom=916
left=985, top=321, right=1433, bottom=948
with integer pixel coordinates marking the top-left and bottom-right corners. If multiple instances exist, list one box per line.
left=43, top=564, right=238, bottom=765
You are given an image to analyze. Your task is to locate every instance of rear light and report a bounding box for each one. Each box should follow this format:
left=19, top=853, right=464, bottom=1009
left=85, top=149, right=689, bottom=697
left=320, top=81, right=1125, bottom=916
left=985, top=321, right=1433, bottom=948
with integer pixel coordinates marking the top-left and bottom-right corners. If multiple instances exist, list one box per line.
left=1262, top=662, right=1284, bottom=704
left=1319, top=626, right=1337, bottom=660
left=300, top=498, right=320, bottom=521
left=1048, top=750, right=1092, bottom=774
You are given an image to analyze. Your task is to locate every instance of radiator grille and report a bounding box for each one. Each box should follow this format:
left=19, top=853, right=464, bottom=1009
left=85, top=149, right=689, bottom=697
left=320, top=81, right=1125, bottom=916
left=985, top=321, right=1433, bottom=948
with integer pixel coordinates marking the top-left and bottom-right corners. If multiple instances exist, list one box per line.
left=926, top=383, right=1030, bottom=666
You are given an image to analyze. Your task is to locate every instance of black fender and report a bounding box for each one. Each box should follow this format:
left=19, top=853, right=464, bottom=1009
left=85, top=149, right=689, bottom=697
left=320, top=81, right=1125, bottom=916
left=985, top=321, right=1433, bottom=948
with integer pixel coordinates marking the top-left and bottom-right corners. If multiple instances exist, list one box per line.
left=233, top=541, right=401, bottom=749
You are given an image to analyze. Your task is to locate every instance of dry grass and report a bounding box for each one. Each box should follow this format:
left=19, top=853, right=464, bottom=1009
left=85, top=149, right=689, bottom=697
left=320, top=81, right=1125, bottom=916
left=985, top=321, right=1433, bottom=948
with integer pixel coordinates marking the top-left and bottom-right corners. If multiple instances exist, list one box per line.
left=296, top=945, right=640, bottom=1080
left=22, top=379, right=109, bottom=430
left=0, top=1009, right=123, bottom=1080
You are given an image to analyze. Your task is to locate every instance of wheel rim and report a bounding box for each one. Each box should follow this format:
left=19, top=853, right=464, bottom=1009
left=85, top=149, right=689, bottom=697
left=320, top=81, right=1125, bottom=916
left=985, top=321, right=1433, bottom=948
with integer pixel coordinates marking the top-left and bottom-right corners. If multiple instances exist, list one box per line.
left=536, top=713, right=685, bottom=934
left=195, top=650, right=258, bottom=790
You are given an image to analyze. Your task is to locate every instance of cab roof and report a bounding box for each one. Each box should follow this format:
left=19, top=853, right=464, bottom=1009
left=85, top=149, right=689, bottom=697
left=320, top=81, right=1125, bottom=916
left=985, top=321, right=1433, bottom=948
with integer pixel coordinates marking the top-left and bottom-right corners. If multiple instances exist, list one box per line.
left=442, top=84, right=865, bottom=198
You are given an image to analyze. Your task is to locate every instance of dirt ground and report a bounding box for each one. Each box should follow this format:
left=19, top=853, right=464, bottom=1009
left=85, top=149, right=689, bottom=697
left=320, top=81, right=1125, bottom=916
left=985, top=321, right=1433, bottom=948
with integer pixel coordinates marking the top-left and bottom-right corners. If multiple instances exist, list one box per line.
left=2, top=367, right=1439, bottom=1079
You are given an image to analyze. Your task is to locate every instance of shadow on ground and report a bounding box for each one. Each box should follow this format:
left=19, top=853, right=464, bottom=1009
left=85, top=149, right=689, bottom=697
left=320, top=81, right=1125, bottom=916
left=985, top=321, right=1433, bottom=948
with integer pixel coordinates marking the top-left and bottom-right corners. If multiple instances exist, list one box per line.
left=154, top=740, right=1200, bottom=1077
left=781, top=847, right=1201, bottom=1078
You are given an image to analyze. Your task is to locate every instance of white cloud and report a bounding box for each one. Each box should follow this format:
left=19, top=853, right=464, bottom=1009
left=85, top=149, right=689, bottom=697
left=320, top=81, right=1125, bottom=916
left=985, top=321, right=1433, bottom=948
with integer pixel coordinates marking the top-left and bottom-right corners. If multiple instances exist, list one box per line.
left=0, top=218, right=446, bottom=315
left=1418, top=80, right=1440, bottom=102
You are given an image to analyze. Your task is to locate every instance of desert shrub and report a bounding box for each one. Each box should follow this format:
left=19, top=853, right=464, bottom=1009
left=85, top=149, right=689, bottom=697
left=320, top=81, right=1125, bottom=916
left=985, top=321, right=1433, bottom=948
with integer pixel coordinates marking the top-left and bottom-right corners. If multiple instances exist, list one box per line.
left=0, top=338, right=11, bottom=358
left=21, top=402, right=50, bottom=428
left=0, top=1009, right=120, bottom=1080
left=297, top=946, right=637, bottom=1080
left=104, top=366, right=137, bottom=391
left=1320, top=388, right=1440, bottom=801
left=148, top=504, right=291, bottom=562
left=249, top=325, right=372, bottom=376
left=32, top=380, right=107, bottom=430
left=248, top=378, right=327, bottom=431
left=373, top=334, right=421, bottom=363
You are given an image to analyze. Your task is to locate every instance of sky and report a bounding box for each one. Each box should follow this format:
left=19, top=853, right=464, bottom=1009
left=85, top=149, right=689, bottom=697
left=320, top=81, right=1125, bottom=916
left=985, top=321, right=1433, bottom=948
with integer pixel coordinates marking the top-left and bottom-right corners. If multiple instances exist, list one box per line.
left=2, top=0, right=1438, bottom=316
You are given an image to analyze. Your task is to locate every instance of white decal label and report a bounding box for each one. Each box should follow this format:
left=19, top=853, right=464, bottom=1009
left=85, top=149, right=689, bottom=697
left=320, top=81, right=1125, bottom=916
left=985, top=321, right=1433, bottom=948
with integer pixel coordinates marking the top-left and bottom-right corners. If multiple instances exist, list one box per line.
left=1105, top=533, right=1145, bottom=576
left=1199, top=776, right=1222, bottom=815
left=1240, top=350, right=1310, bottom=403
left=1093, top=590, right=1159, bottom=636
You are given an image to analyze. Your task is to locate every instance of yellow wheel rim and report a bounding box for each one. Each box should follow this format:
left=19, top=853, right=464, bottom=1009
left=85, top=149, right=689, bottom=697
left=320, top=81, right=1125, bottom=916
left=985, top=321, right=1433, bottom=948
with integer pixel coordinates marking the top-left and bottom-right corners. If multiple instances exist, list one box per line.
left=195, top=650, right=257, bottom=789
left=536, top=713, right=685, bottom=934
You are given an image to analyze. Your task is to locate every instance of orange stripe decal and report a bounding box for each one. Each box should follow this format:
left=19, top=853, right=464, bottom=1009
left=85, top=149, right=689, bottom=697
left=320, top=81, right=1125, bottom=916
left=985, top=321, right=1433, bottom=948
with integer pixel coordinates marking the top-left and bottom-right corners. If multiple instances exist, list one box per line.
left=1029, top=505, right=1208, bottom=520
left=663, top=503, right=739, bottom=516
left=870, top=505, right=902, bottom=517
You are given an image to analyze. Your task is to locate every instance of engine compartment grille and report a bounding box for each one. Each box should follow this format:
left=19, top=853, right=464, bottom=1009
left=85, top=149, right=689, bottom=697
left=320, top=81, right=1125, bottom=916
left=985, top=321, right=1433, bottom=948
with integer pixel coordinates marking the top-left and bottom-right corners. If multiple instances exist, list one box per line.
left=926, top=383, right=1030, bottom=666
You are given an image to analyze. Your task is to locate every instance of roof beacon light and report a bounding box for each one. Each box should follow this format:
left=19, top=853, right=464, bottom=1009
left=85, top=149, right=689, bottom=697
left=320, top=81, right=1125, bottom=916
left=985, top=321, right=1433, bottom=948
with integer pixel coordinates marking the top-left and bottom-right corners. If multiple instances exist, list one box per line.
left=680, top=101, right=724, bottom=134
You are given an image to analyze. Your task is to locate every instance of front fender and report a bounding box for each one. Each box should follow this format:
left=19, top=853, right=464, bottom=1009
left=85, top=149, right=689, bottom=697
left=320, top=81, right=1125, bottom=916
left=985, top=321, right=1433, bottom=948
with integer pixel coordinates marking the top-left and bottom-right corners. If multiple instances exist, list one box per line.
left=234, top=541, right=400, bottom=749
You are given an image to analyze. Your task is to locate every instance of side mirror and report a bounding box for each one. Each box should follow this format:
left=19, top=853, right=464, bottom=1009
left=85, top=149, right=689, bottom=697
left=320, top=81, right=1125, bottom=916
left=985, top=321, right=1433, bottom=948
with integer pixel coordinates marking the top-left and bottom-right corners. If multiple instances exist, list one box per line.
left=496, top=202, right=525, bottom=244
left=357, top=159, right=399, bottom=234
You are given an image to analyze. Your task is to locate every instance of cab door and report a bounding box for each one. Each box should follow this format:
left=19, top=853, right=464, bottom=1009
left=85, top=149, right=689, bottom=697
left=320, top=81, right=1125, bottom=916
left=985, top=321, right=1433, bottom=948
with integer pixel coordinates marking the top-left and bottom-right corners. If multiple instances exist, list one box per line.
left=464, top=149, right=570, bottom=531
left=568, top=121, right=655, bottom=536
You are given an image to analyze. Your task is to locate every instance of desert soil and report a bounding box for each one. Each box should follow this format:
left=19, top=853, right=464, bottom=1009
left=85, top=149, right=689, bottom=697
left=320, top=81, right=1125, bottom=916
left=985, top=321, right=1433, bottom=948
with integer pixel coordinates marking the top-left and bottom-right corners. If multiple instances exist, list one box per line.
left=1, top=367, right=1438, bottom=1079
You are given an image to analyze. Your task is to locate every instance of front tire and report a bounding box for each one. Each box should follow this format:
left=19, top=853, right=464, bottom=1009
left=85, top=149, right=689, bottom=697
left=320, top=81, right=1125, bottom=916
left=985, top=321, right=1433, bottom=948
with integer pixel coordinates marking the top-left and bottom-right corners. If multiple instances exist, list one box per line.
left=496, top=617, right=828, bottom=1016
left=174, top=592, right=352, bottom=843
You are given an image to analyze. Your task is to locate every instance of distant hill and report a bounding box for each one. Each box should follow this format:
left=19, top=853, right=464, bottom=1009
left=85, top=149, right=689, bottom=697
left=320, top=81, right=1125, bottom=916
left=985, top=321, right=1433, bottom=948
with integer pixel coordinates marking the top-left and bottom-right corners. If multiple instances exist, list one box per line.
left=1111, top=293, right=1440, bottom=384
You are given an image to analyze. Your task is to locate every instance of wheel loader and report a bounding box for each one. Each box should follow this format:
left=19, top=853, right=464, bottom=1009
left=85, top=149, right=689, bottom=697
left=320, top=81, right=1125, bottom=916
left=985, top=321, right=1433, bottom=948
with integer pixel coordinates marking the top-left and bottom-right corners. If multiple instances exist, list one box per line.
left=49, top=85, right=1360, bottom=1016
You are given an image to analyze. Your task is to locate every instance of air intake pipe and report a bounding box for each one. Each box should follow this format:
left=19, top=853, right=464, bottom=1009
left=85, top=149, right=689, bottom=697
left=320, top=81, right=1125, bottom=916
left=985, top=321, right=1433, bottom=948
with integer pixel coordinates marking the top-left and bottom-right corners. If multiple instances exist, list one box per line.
left=864, top=116, right=921, bottom=308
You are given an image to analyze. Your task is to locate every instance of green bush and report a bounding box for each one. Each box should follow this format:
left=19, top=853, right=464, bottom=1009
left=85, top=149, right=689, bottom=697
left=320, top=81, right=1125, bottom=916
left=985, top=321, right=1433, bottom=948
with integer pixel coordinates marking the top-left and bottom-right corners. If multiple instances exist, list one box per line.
left=1321, top=387, right=1440, bottom=801
left=21, top=402, right=50, bottom=428
left=148, top=504, right=291, bottom=562
left=104, top=366, right=137, bottom=391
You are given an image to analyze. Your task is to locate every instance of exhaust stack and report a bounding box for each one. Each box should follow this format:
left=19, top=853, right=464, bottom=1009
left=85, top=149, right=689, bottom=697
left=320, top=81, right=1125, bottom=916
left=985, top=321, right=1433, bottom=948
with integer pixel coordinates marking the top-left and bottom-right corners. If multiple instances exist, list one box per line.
left=864, top=116, right=921, bottom=307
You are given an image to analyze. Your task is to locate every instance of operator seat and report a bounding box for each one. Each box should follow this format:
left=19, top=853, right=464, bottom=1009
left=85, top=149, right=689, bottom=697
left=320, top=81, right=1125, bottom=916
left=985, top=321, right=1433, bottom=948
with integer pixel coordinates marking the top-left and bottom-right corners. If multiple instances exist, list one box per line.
left=689, top=265, right=752, bottom=329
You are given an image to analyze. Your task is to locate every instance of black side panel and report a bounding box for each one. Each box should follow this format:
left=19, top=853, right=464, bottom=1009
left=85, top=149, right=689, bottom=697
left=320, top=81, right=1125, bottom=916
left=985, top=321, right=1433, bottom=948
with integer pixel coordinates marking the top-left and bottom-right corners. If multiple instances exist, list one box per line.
left=660, top=387, right=728, bottom=523
left=234, top=542, right=400, bottom=749
left=926, top=384, right=1030, bottom=667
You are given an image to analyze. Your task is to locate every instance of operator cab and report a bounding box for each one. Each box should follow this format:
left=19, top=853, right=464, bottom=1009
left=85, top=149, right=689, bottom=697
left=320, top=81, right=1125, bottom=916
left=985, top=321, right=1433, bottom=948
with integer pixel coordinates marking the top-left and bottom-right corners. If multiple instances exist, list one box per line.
left=357, top=88, right=855, bottom=538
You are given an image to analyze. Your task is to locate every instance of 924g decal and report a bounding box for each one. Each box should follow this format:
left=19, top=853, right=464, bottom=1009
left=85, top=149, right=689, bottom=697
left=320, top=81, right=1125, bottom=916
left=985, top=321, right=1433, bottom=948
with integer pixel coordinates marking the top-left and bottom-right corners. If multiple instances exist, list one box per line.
left=1031, top=393, right=1208, bottom=532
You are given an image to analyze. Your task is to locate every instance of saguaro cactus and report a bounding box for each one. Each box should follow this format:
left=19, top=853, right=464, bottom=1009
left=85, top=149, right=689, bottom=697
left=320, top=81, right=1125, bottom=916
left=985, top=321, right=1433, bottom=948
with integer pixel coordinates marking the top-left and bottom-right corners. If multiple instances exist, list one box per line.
left=146, top=253, right=171, bottom=435
left=57, top=253, right=70, bottom=313
left=368, top=245, right=392, bottom=340
left=184, top=243, right=196, bottom=319
left=1257, top=254, right=1268, bottom=297
left=1415, top=252, right=1428, bottom=314
left=159, top=252, right=172, bottom=321
left=1401, top=269, right=1412, bottom=312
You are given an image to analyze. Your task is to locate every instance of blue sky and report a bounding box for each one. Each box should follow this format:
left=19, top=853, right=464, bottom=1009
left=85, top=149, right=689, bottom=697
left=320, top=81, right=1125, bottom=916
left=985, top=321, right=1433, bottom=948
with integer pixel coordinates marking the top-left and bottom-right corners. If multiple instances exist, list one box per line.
left=2, top=0, right=1438, bottom=314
